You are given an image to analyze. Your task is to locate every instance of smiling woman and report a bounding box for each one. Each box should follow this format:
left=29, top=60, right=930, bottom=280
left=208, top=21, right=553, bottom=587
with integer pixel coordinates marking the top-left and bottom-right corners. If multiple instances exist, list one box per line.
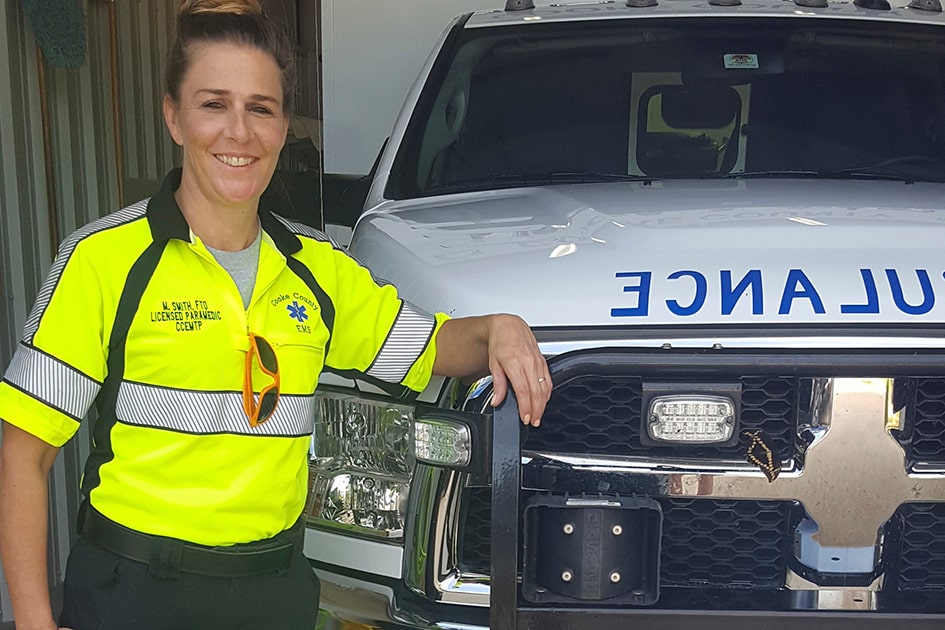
left=163, top=40, right=290, bottom=250
left=0, top=1, right=549, bottom=629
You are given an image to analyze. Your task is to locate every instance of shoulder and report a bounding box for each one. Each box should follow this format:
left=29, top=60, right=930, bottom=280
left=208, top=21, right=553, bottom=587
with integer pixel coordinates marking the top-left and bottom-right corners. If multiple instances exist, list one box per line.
left=270, top=213, right=341, bottom=249
left=71, top=199, right=149, bottom=242
left=59, top=199, right=151, bottom=261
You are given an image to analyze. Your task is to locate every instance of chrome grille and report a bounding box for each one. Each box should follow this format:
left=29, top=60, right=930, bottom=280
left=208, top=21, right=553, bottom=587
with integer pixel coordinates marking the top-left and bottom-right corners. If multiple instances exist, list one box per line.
left=431, top=351, right=945, bottom=616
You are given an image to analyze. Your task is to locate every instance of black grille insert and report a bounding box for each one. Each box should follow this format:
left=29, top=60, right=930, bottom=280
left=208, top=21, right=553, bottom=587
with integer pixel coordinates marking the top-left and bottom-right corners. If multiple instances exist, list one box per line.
left=881, top=502, right=945, bottom=612
left=459, top=487, right=796, bottom=590
left=896, top=378, right=945, bottom=467
left=524, top=375, right=799, bottom=459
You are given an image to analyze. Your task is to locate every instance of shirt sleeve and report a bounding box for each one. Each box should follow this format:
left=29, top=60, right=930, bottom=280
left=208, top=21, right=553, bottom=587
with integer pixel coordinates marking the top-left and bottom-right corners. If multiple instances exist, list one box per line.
left=320, top=247, right=449, bottom=393
left=0, top=239, right=109, bottom=446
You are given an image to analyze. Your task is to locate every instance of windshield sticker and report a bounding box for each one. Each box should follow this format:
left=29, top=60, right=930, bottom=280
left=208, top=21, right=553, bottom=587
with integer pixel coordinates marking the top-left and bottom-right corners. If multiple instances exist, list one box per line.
left=724, top=54, right=759, bottom=69
left=612, top=268, right=937, bottom=318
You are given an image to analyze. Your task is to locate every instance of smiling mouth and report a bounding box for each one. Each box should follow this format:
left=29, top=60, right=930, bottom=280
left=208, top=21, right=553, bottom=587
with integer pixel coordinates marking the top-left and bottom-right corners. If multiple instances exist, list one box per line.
left=215, top=154, right=257, bottom=167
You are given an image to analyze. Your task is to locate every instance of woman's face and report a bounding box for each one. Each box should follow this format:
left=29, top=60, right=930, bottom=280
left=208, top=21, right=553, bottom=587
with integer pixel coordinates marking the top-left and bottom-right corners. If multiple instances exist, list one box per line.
left=163, top=41, right=288, bottom=210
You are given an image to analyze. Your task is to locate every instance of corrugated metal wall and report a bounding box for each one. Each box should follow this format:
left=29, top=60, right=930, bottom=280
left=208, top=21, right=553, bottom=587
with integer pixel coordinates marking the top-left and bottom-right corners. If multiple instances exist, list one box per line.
left=0, top=0, right=178, bottom=620
left=0, top=0, right=180, bottom=373
left=0, top=2, right=52, bottom=618
left=115, top=1, right=180, bottom=203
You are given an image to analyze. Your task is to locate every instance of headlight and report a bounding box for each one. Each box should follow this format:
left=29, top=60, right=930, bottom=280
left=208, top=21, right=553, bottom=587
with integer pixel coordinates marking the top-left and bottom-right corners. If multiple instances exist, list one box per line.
left=306, top=389, right=415, bottom=541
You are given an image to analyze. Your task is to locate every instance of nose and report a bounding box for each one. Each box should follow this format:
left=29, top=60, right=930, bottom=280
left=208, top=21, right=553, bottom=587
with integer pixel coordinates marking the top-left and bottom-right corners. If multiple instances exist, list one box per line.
left=225, top=109, right=253, bottom=143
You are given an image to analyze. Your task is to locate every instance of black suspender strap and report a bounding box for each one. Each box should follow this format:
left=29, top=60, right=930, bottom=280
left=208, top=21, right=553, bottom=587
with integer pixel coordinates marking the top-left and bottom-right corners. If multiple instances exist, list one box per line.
left=82, top=240, right=168, bottom=497
left=284, top=256, right=335, bottom=359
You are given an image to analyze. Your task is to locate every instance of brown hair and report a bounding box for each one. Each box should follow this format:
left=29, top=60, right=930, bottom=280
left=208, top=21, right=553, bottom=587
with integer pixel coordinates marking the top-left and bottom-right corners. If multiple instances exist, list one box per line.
left=165, top=0, right=296, bottom=115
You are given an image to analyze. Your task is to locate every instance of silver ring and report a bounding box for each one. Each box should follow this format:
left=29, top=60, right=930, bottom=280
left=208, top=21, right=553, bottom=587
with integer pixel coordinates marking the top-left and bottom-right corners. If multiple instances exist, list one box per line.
left=538, top=377, right=546, bottom=383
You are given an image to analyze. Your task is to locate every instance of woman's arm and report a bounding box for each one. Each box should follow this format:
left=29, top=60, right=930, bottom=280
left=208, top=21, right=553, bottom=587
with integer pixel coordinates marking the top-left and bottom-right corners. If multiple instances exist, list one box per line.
left=432, top=313, right=551, bottom=427
left=0, top=422, right=66, bottom=630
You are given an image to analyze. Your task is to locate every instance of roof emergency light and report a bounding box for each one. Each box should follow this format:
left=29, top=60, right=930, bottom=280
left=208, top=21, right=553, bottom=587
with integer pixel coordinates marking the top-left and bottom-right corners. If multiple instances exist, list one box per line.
left=505, top=0, right=535, bottom=10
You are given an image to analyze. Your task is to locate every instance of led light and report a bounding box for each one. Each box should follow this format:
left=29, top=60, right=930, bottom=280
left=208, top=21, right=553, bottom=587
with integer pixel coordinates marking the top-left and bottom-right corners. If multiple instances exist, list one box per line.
left=415, top=418, right=471, bottom=466
left=647, top=394, right=735, bottom=444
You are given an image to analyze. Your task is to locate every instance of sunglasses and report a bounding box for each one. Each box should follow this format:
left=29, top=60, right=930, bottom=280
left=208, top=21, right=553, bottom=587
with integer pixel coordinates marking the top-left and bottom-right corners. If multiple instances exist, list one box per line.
left=243, top=333, right=280, bottom=427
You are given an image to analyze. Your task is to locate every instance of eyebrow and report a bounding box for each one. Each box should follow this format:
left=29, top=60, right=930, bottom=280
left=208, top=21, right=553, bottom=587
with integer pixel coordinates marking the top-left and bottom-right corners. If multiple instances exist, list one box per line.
left=194, top=88, right=281, bottom=105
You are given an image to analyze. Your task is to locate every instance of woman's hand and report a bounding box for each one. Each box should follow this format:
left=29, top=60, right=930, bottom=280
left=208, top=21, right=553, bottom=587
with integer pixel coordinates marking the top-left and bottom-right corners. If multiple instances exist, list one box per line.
left=432, top=313, right=551, bottom=426
left=483, top=314, right=551, bottom=427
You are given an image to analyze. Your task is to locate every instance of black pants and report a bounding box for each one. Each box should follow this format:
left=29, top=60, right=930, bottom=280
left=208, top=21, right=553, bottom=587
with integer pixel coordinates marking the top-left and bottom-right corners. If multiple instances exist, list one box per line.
left=59, top=536, right=320, bottom=630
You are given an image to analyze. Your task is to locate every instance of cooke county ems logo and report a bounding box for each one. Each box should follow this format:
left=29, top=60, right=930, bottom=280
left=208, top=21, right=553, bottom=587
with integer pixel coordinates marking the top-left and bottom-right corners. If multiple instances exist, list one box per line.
left=271, top=293, right=316, bottom=333
left=287, top=300, right=308, bottom=323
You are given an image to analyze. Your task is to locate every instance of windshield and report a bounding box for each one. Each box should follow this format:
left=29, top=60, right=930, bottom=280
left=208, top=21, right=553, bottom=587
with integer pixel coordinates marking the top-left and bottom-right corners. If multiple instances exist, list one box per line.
left=387, top=17, right=945, bottom=198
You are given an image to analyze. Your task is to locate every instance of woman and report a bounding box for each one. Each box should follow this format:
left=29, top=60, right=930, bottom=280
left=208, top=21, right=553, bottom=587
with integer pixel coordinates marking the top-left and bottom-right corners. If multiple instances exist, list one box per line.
left=0, top=1, right=551, bottom=628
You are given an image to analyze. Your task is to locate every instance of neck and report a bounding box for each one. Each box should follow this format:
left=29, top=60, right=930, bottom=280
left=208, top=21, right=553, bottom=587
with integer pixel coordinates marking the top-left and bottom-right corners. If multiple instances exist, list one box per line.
left=174, top=177, right=262, bottom=251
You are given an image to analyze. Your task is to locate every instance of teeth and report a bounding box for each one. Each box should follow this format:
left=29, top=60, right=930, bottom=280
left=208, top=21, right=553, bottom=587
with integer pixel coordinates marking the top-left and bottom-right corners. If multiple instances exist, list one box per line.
left=216, top=155, right=255, bottom=167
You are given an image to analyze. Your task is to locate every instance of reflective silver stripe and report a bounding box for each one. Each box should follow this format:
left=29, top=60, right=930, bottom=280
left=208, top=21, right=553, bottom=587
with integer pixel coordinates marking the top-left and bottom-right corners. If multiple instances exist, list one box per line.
left=3, top=343, right=101, bottom=421
left=116, top=381, right=316, bottom=436
left=367, top=302, right=436, bottom=383
left=277, top=213, right=397, bottom=288
left=274, top=214, right=337, bottom=246
left=23, top=203, right=148, bottom=343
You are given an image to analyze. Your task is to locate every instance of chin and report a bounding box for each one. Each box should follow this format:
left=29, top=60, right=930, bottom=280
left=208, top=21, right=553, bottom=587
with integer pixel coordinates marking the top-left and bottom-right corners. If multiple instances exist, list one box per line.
left=217, top=183, right=266, bottom=206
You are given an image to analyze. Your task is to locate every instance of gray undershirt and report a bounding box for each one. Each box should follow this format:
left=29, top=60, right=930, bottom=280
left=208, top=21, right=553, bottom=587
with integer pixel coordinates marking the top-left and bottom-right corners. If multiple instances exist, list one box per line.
left=205, top=228, right=262, bottom=309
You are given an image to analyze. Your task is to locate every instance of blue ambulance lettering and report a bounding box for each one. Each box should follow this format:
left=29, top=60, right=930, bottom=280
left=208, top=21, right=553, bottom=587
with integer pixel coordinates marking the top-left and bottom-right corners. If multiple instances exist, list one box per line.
left=887, top=269, right=934, bottom=315
left=778, top=269, right=825, bottom=315
left=611, top=271, right=651, bottom=316
left=721, top=269, right=763, bottom=315
left=666, top=270, right=707, bottom=316
left=612, top=268, right=941, bottom=318
left=840, top=269, right=880, bottom=314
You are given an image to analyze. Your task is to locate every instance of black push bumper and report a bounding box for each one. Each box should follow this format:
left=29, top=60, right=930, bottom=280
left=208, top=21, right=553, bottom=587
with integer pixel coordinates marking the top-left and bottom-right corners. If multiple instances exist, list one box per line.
left=487, top=348, right=945, bottom=629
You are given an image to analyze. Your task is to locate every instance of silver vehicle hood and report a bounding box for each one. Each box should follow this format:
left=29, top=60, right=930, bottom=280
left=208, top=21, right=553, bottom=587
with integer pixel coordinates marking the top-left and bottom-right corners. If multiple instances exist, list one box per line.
left=348, top=180, right=945, bottom=328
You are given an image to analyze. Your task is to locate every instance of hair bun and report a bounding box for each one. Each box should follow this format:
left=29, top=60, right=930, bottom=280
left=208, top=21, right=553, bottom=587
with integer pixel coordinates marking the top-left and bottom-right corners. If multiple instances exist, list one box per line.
left=178, top=0, right=264, bottom=18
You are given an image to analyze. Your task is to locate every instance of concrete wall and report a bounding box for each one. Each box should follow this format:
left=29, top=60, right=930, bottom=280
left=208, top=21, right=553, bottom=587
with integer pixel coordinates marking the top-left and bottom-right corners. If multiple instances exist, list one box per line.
left=321, top=0, right=499, bottom=175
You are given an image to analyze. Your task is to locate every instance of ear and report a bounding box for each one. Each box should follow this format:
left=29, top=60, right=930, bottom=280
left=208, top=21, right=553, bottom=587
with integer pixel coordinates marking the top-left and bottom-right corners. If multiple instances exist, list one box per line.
left=163, top=94, right=184, bottom=146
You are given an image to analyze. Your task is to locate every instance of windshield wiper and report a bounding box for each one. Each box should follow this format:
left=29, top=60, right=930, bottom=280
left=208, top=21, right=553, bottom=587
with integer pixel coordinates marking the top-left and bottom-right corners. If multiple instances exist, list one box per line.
left=727, top=165, right=945, bottom=184
left=538, top=171, right=657, bottom=184
left=425, top=171, right=656, bottom=194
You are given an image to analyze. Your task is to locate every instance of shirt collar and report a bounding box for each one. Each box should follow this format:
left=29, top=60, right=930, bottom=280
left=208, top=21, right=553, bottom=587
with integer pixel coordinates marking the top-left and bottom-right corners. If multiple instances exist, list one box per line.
left=145, top=168, right=302, bottom=255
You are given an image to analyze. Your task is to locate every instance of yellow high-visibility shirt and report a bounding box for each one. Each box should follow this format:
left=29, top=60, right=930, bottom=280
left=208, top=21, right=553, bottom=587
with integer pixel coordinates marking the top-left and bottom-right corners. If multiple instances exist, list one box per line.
left=0, top=169, right=447, bottom=545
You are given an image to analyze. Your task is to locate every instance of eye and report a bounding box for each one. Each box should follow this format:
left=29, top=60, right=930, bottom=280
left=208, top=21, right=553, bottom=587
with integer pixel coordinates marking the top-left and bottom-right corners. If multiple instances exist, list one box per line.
left=201, top=100, right=224, bottom=110
left=250, top=104, right=275, bottom=115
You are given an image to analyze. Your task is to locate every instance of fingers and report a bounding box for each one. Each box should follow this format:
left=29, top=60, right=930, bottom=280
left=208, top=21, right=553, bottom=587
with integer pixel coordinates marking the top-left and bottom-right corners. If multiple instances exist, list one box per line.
left=494, top=370, right=543, bottom=427
left=487, top=324, right=550, bottom=427
left=491, top=365, right=509, bottom=408
left=516, top=366, right=551, bottom=428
